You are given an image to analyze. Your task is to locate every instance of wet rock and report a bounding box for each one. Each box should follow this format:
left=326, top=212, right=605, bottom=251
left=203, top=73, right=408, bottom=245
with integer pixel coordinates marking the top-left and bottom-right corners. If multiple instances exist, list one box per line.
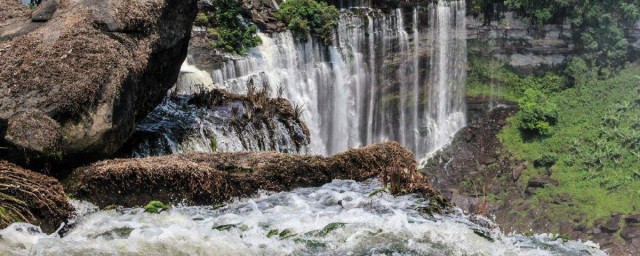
left=621, top=226, right=640, bottom=241
left=69, top=142, right=441, bottom=208
left=601, top=215, right=621, bottom=233
left=0, top=161, right=74, bottom=232
left=31, top=0, right=59, bottom=22
left=527, top=176, right=559, bottom=188
left=0, top=0, right=199, bottom=172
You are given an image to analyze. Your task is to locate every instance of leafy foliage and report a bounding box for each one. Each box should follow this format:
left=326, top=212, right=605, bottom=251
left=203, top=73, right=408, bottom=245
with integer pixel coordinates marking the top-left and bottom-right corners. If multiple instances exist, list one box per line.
left=276, top=0, right=340, bottom=44
left=516, top=89, right=559, bottom=136
left=198, top=0, right=262, bottom=55
left=498, top=66, right=640, bottom=222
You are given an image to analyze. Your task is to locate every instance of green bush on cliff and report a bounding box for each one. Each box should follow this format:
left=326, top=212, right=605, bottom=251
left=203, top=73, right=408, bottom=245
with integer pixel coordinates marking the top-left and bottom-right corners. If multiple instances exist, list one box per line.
left=276, top=0, right=340, bottom=44
left=516, top=89, right=558, bottom=136
left=198, top=0, right=262, bottom=55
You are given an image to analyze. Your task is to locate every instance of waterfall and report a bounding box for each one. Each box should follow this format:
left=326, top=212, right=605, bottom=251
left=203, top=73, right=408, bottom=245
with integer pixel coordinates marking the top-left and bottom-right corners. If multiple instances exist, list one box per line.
left=422, top=0, right=467, bottom=163
left=196, top=3, right=468, bottom=161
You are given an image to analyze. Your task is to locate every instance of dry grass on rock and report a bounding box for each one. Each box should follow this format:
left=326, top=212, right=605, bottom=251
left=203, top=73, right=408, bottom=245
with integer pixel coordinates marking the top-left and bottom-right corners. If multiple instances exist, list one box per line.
left=69, top=142, right=441, bottom=208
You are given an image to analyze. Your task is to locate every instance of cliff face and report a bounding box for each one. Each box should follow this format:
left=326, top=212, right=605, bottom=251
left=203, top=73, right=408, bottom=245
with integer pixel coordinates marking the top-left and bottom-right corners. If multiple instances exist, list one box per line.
left=467, top=12, right=575, bottom=70
left=0, top=0, right=199, bottom=172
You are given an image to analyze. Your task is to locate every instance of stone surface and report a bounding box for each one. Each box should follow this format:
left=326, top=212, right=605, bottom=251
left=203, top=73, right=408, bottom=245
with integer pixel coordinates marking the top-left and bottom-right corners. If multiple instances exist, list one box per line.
left=621, top=226, right=640, bottom=241
left=601, top=215, right=621, bottom=233
left=625, top=214, right=640, bottom=224
left=527, top=176, right=559, bottom=188
left=31, top=0, right=59, bottom=22
left=0, top=0, right=199, bottom=172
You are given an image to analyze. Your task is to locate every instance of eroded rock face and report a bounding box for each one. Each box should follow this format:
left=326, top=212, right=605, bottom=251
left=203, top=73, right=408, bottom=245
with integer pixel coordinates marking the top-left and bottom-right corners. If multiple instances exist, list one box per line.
left=0, top=161, right=74, bottom=232
left=68, top=142, right=441, bottom=208
left=119, top=88, right=311, bottom=157
left=0, top=0, right=199, bottom=172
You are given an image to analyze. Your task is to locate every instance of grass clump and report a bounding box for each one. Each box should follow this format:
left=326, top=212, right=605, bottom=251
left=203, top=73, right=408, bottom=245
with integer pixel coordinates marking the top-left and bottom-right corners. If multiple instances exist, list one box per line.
left=276, top=0, right=340, bottom=45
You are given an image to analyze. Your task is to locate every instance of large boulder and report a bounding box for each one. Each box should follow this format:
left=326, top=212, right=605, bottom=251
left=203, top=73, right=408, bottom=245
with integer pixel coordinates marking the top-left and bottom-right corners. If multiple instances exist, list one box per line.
left=0, top=161, right=74, bottom=232
left=68, top=142, right=441, bottom=208
left=0, top=0, right=199, bottom=172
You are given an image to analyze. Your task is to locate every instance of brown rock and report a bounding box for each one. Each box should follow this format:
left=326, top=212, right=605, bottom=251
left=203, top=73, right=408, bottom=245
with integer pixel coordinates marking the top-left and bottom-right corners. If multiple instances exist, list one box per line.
left=0, top=0, right=199, bottom=172
left=512, top=164, right=525, bottom=181
left=69, top=142, right=441, bottom=208
left=621, top=225, right=640, bottom=241
left=527, top=176, right=559, bottom=188
left=601, top=215, right=621, bottom=233
left=0, top=161, right=74, bottom=232
left=31, top=0, right=59, bottom=22
left=625, top=214, right=640, bottom=224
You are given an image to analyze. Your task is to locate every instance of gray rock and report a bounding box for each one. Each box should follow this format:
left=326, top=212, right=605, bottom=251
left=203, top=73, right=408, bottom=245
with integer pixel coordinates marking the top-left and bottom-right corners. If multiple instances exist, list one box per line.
left=601, top=215, right=621, bottom=233
left=527, top=176, right=559, bottom=188
left=31, top=0, right=58, bottom=22
left=0, top=0, right=199, bottom=172
left=621, top=225, right=640, bottom=241
left=625, top=214, right=640, bottom=224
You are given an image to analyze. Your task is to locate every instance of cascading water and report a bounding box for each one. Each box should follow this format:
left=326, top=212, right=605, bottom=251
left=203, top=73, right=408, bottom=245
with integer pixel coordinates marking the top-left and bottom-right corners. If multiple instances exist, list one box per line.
left=121, top=58, right=310, bottom=157
left=0, top=179, right=605, bottom=255
left=204, top=5, right=467, bottom=162
left=422, top=0, right=468, bottom=163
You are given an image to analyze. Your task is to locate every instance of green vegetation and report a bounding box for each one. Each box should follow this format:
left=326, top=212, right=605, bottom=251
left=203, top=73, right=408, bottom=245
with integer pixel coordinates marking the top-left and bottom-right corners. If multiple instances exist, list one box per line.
left=471, top=0, right=640, bottom=76
left=196, top=0, right=262, bottom=55
left=276, top=0, right=340, bottom=44
left=497, top=66, right=640, bottom=222
left=466, top=54, right=567, bottom=102
left=144, top=201, right=170, bottom=214
left=516, top=89, right=558, bottom=136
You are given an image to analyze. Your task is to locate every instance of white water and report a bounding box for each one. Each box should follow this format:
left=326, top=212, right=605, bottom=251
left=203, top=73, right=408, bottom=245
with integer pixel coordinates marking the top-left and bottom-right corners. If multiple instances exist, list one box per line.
left=421, top=0, right=468, bottom=165
left=0, top=180, right=604, bottom=255
left=202, top=5, right=467, bottom=162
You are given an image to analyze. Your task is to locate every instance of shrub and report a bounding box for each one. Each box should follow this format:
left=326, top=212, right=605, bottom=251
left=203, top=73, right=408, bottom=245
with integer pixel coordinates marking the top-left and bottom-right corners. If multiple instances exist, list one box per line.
left=517, top=89, right=559, bottom=136
left=201, top=0, right=262, bottom=55
left=277, top=0, right=340, bottom=44
left=534, top=152, right=558, bottom=168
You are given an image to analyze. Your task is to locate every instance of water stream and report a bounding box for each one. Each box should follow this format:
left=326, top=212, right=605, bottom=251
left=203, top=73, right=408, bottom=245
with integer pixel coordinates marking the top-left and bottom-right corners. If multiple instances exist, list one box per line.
left=178, top=3, right=468, bottom=162
left=0, top=180, right=604, bottom=255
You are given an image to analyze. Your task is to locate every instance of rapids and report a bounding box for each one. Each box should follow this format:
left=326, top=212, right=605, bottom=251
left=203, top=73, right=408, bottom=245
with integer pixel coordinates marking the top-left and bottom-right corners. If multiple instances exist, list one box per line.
left=0, top=179, right=604, bottom=255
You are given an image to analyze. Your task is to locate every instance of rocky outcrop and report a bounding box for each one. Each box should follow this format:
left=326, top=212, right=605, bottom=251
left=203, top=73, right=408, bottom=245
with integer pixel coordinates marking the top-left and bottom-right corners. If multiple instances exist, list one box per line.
left=69, top=142, right=441, bottom=208
left=0, top=0, right=199, bottom=172
left=421, top=102, right=640, bottom=256
left=467, top=12, right=575, bottom=71
left=118, top=87, right=311, bottom=157
left=0, top=161, right=74, bottom=232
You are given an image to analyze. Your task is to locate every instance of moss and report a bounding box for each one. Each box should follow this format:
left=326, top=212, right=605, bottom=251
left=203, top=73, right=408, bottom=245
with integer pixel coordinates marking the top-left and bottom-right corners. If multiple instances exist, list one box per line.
left=143, top=201, right=170, bottom=214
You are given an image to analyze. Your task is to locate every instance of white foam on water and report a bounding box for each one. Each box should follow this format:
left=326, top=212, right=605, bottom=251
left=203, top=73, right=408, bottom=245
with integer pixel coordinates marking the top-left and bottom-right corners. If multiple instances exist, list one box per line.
left=0, top=180, right=604, bottom=255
